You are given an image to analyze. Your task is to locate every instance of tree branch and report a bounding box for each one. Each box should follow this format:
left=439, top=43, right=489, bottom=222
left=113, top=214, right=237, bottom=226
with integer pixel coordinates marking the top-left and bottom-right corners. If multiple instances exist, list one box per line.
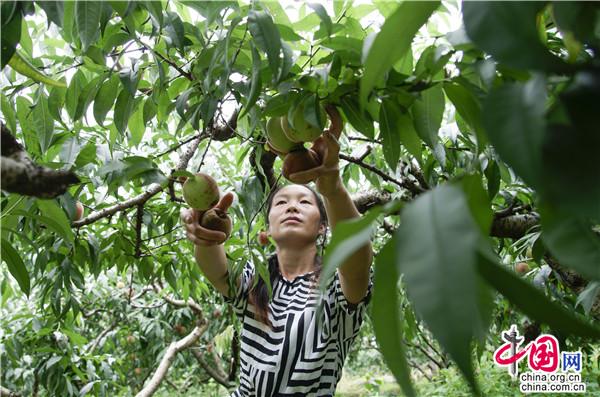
left=73, top=132, right=206, bottom=227
left=190, top=347, right=234, bottom=389
left=1, top=123, right=79, bottom=198
left=135, top=322, right=208, bottom=397
left=490, top=213, right=540, bottom=239
left=339, top=153, right=424, bottom=196
left=0, top=386, right=21, bottom=397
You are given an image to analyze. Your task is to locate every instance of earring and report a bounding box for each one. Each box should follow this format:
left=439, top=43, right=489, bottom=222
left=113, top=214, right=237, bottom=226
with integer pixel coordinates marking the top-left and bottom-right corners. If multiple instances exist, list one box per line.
left=258, top=231, right=270, bottom=246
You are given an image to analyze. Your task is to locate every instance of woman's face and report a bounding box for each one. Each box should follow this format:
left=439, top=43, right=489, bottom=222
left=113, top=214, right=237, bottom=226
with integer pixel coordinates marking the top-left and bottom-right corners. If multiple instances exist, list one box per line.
left=267, top=185, right=324, bottom=247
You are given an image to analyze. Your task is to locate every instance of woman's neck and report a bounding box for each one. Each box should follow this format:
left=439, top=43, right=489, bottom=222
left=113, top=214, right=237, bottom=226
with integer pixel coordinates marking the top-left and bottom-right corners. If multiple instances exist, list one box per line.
left=275, top=245, right=318, bottom=281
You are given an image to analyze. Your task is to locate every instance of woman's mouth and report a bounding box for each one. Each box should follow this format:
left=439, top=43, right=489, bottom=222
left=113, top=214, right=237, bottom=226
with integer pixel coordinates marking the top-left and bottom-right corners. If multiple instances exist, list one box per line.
left=283, top=217, right=301, bottom=224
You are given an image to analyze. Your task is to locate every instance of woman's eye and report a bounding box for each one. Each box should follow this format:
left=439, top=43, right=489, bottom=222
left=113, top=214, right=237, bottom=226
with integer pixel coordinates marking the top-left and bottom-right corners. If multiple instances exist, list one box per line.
left=276, top=200, right=286, bottom=205
left=301, top=200, right=311, bottom=204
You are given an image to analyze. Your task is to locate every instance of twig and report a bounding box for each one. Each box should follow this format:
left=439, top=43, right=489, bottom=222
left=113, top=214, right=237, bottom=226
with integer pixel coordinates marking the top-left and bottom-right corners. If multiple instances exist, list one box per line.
left=135, top=203, right=144, bottom=258
left=339, top=153, right=424, bottom=196
left=87, top=320, right=119, bottom=353
left=135, top=39, right=193, bottom=81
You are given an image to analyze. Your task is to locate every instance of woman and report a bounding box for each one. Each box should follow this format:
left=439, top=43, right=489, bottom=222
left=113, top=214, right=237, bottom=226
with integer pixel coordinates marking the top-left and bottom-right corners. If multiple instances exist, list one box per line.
left=181, top=129, right=373, bottom=396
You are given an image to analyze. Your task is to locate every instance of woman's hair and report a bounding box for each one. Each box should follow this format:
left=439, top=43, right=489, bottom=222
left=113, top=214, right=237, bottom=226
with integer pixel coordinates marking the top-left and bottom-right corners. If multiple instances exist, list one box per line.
left=249, top=184, right=328, bottom=326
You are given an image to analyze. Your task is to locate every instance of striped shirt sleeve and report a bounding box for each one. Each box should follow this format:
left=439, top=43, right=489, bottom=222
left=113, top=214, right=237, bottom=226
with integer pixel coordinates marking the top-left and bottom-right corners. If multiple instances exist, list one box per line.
left=329, top=268, right=374, bottom=341
left=223, top=261, right=254, bottom=316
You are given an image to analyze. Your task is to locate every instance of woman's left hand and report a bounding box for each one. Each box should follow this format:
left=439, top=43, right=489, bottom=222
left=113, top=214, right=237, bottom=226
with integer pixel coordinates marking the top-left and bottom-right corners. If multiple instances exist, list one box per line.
left=287, top=131, right=342, bottom=195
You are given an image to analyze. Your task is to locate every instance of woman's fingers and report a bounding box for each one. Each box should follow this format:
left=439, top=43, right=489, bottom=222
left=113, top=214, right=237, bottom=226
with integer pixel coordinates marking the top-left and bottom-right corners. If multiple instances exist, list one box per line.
left=186, top=232, right=218, bottom=246
left=215, top=192, right=235, bottom=212
left=194, top=225, right=226, bottom=242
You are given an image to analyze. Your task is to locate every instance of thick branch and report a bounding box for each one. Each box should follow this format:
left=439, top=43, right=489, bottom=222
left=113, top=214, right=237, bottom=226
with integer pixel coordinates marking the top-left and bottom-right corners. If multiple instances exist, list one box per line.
left=190, top=348, right=234, bottom=389
left=353, top=190, right=392, bottom=214
left=1, top=124, right=79, bottom=198
left=0, top=386, right=21, bottom=397
left=490, top=213, right=540, bottom=239
left=135, top=322, right=208, bottom=397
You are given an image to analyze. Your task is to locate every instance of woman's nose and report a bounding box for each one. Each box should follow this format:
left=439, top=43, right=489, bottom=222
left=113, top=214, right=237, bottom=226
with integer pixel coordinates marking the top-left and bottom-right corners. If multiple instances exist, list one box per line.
left=285, top=203, right=299, bottom=213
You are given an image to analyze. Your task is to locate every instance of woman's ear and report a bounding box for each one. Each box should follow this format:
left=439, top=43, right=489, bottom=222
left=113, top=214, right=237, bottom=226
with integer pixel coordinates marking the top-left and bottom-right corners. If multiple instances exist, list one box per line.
left=318, top=224, right=326, bottom=236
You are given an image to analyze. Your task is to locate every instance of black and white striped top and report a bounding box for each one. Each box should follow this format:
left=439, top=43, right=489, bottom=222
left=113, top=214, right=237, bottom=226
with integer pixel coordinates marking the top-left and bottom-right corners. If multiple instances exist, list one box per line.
left=226, top=256, right=372, bottom=397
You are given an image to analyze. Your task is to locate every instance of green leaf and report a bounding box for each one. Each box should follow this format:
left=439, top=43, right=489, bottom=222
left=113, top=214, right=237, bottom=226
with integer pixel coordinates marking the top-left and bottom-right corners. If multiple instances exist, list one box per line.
left=482, top=77, right=545, bottom=188
left=142, top=0, right=163, bottom=28
left=248, top=10, right=281, bottom=78
left=36, top=200, right=74, bottom=243
left=308, top=3, right=332, bottom=37
left=460, top=174, right=493, bottom=235
left=541, top=207, right=600, bottom=281
left=93, top=73, right=120, bottom=126
left=240, top=43, right=262, bottom=118
left=320, top=208, right=382, bottom=289
left=302, top=94, right=324, bottom=130
left=396, top=183, right=484, bottom=394
left=15, top=96, right=40, bottom=158
left=48, top=83, right=67, bottom=123
left=396, top=112, right=422, bottom=163
left=75, top=2, right=101, bottom=52
left=7, top=51, right=66, bottom=88
left=1, top=238, right=30, bottom=296
left=411, top=84, right=444, bottom=149
left=119, top=63, right=141, bottom=97
left=143, top=97, right=157, bottom=125
left=372, top=236, right=415, bottom=397
left=477, top=251, right=600, bottom=338
left=164, top=11, right=185, bottom=52
left=340, top=95, right=374, bottom=139
left=1, top=94, right=17, bottom=134
left=379, top=99, right=402, bottom=171
left=443, top=81, right=486, bottom=149
left=37, top=1, right=64, bottom=28
left=128, top=103, right=145, bottom=147
left=59, top=137, right=81, bottom=168
left=66, top=70, right=87, bottom=121
left=484, top=159, right=500, bottom=200
left=114, top=88, right=135, bottom=135
left=74, top=75, right=103, bottom=122
left=1, top=2, right=21, bottom=69
left=463, top=2, right=571, bottom=73
left=360, top=1, right=439, bottom=105
left=31, top=93, right=54, bottom=153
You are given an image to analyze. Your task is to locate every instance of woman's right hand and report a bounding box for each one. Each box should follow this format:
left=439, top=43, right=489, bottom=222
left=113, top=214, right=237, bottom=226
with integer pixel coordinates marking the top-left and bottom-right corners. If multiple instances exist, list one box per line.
left=180, top=192, right=234, bottom=246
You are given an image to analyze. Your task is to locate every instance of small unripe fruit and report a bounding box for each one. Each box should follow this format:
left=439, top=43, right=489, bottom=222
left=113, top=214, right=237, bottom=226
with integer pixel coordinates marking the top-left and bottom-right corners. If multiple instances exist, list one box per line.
left=212, top=309, right=222, bottom=318
left=116, top=281, right=125, bottom=289
left=258, top=231, right=269, bottom=246
left=126, top=334, right=136, bottom=344
left=516, top=262, right=530, bottom=275
left=282, top=148, right=321, bottom=180
left=134, top=367, right=142, bottom=376
left=266, top=117, right=303, bottom=154
left=182, top=173, right=220, bottom=210
left=199, top=208, right=232, bottom=238
left=174, top=324, right=186, bottom=335
left=74, top=201, right=84, bottom=221
left=281, top=104, right=327, bottom=143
